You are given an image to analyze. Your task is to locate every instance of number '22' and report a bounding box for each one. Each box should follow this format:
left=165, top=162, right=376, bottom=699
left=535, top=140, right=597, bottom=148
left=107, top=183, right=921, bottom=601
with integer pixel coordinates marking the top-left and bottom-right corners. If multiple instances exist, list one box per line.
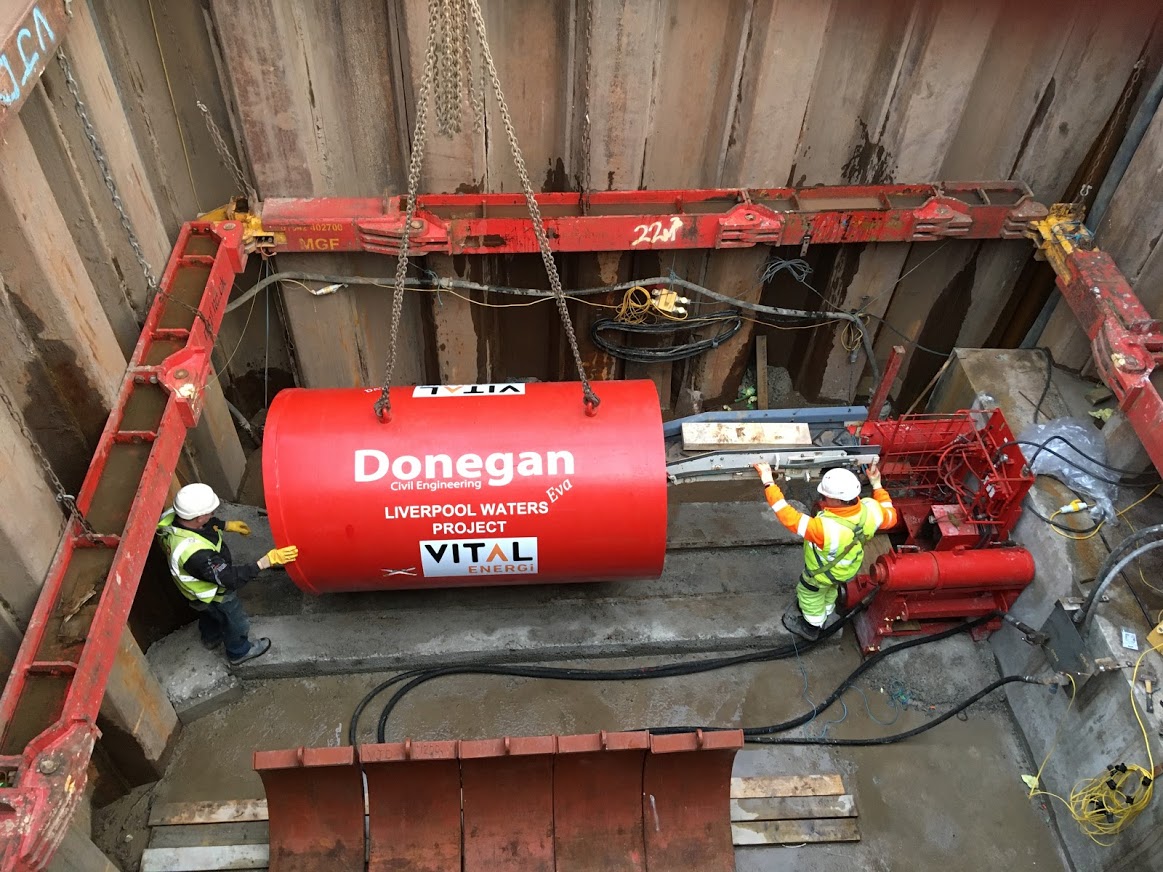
left=631, top=216, right=683, bottom=247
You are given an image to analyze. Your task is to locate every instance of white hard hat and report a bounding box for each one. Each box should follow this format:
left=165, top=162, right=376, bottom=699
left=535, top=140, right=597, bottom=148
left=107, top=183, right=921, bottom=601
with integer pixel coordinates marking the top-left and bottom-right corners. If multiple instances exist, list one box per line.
left=173, top=483, right=220, bottom=520
left=817, top=468, right=861, bottom=502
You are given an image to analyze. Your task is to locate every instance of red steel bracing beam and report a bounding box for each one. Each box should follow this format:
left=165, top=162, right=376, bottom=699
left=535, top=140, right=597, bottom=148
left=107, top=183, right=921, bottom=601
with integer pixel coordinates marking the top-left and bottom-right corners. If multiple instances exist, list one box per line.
left=0, top=220, right=247, bottom=870
left=258, top=181, right=1047, bottom=256
left=255, top=731, right=744, bottom=872
left=1053, top=247, right=1163, bottom=473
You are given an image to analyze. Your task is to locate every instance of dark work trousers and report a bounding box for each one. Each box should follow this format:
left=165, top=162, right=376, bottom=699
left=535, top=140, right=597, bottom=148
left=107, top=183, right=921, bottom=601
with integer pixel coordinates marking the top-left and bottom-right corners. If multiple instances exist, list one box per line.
left=192, top=594, right=251, bottom=659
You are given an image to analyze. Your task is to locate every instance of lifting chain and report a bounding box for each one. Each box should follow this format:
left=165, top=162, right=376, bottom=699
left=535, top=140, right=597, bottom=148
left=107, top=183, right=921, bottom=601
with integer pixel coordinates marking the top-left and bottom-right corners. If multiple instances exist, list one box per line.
left=0, top=383, right=96, bottom=537
left=57, top=49, right=215, bottom=339
left=375, top=0, right=600, bottom=421
left=196, top=100, right=254, bottom=202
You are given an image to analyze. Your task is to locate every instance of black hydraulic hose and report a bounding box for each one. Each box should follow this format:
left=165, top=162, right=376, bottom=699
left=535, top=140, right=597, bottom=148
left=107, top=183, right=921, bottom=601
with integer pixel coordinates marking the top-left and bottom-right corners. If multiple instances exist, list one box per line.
left=365, top=609, right=992, bottom=744
left=650, top=613, right=994, bottom=737
left=355, top=608, right=860, bottom=744
left=746, top=674, right=1038, bottom=746
left=1076, top=530, right=1163, bottom=633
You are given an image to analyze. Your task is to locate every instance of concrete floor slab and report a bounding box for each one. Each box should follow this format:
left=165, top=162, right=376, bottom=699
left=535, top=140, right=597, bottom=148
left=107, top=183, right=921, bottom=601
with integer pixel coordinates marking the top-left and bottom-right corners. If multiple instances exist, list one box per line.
left=128, top=629, right=1065, bottom=872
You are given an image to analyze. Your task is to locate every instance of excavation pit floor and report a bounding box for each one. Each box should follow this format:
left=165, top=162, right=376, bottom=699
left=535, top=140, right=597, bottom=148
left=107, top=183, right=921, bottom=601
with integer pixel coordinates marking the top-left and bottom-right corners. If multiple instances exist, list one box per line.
left=106, top=628, right=1068, bottom=871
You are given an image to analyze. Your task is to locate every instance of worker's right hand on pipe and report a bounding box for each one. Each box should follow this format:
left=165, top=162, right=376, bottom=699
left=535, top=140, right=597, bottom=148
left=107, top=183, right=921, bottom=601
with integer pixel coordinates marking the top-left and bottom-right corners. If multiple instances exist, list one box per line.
left=866, top=462, right=882, bottom=490
left=753, top=462, right=775, bottom=487
left=257, top=546, right=299, bottom=570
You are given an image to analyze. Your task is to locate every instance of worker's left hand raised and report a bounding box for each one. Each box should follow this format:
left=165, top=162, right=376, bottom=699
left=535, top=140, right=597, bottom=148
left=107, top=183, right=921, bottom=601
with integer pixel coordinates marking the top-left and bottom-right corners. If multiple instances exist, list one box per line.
left=224, top=520, right=251, bottom=535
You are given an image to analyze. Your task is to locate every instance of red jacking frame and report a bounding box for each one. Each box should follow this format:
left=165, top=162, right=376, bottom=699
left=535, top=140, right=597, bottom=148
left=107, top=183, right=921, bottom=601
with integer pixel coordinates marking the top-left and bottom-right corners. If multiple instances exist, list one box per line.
left=0, top=180, right=1153, bottom=869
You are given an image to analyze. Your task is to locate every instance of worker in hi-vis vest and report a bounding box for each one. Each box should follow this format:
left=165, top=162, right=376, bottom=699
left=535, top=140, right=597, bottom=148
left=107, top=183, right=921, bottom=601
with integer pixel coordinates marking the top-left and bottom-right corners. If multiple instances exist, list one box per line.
left=156, top=483, right=299, bottom=666
left=753, top=461, right=898, bottom=641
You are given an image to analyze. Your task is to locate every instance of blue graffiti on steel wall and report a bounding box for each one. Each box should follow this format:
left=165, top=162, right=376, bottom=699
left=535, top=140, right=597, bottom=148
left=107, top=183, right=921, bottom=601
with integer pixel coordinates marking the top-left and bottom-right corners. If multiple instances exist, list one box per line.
left=0, top=6, right=58, bottom=106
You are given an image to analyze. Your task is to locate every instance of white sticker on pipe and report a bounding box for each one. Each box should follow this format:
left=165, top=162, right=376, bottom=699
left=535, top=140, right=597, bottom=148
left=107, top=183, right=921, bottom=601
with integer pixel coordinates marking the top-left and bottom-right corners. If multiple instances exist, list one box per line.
left=412, top=384, right=525, bottom=397
left=419, top=537, right=539, bottom=577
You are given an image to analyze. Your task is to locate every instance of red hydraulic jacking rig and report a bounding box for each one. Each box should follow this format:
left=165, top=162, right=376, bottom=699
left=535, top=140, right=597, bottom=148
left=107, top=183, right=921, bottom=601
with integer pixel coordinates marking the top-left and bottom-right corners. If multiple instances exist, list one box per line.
left=0, top=181, right=1157, bottom=869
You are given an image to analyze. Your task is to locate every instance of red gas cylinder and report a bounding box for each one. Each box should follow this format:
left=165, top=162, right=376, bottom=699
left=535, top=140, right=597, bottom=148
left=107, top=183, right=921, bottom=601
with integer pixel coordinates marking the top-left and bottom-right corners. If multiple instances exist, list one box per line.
left=871, top=547, right=1035, bottom=592
left=263, top=380, right=667, bottom=593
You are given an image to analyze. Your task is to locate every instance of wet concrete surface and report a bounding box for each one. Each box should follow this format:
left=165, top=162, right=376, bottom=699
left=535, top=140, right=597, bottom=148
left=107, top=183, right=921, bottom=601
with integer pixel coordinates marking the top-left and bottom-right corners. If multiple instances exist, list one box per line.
left=142, top=630, right=1067, bottom=871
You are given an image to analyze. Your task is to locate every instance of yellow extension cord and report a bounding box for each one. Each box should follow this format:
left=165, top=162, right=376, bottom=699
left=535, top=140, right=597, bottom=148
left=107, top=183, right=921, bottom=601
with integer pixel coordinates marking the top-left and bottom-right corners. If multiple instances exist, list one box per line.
left=1027, top=647, right=1158, bottom=845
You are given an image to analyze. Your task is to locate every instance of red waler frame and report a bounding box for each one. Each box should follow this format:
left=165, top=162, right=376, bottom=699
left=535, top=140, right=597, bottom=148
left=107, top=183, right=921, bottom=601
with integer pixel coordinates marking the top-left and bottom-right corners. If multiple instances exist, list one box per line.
left=0, top=180, right=1154, bottom=869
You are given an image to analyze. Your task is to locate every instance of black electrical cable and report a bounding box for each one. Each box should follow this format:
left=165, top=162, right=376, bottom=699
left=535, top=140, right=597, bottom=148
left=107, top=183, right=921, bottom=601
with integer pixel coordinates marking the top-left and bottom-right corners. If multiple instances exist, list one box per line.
left=650, top=614, right=994, bottom=737
left=589, top=312, right=742, bottom=363
left=1033, top=347, right=1055, bottom=424
left=1025, top=501, right=1104, bottom=536
left=362, top=610, right=993, bottom=744
left=746, top=675, right=1037, bottom=746
left=351, top=607, right=864, bottom=744
left=224, top=270, right=882, bottom=386
left=1001, top=439, right=1161, bottom=486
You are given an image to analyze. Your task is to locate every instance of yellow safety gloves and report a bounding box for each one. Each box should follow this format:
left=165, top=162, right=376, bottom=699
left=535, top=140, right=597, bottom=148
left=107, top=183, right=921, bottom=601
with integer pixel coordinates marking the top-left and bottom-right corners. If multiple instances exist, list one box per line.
left=257, top=546, right=299, bottom=570
left=223, top=520, right=251, bottom=535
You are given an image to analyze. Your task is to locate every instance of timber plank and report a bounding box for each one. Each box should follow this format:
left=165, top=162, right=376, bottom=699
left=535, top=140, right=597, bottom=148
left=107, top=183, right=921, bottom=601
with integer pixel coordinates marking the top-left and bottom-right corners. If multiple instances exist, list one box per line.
left=731, top=795, right=856, bottom=822
left=732, top=818, right=860, bottom=846
left=150, top=800, right=270, bottom=827
left=730, top=774, right=845, bottom=799
left=140, top=845, right=269, bottom=872
left=147, top=822, right=270, bottom=850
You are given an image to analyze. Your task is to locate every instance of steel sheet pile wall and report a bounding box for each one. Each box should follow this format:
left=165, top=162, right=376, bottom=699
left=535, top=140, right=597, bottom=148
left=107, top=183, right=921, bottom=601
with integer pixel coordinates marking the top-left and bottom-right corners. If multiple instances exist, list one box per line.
left=193, top=0, right=1160, bottom=412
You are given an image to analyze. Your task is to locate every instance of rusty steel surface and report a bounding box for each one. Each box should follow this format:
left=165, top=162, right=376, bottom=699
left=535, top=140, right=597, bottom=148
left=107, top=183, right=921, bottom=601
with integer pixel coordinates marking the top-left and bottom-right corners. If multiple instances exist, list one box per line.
left=0, top=0, right=68, bottom=130
left=868, top=345, right=906, bottom=420
left=0, top=220, right=247, bottom=871
left=362, top=740, right=461, bottom=872
left=254, top=746, right=365, bottom=872
left=283, top=731, right=742, bottom=872
left=258, top=181, right=1047, bottom=256
left=643, top=732, right=740, bottom=872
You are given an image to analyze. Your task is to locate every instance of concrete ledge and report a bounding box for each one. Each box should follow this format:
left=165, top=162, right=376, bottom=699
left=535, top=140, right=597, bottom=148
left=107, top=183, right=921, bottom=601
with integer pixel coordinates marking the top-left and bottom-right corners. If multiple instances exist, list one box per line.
left=237, top=590, right=793, bottom=679
left=147, top=625, right=242, bottom=724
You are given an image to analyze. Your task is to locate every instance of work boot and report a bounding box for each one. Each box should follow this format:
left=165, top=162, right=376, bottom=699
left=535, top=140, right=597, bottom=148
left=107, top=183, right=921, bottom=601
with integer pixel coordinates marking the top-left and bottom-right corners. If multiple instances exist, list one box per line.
left=228, top=637, right=272, bottom=666
left=782, top=610, right=820, bottom=642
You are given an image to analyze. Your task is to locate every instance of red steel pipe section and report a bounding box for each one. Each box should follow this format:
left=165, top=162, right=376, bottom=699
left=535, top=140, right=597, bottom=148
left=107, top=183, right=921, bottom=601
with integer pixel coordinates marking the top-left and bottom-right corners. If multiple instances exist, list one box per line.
left=259, top=181, right=1047, bottom=256
left=255, top=730, right=743, bottom=872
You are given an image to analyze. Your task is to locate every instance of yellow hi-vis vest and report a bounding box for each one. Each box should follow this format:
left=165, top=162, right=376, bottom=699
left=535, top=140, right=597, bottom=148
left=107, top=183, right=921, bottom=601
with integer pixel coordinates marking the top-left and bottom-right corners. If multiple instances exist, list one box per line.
left=802, top=499, right=881, bottom=587
left=156, top=510, right=226, bottom=603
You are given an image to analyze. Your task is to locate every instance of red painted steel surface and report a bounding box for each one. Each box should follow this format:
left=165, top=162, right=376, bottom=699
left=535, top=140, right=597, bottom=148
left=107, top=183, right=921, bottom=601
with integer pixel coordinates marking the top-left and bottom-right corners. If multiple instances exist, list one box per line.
left=553, top=732, right=650, bottom=872
left=1054, top=247, right=1163, bottom=475
left=0, top=221, right=245, bottom=871
left=254, top=746, right=365, bottom=872
left=871, top=547, right=1035, bottom=591
left=263, top=380, right=667, bottom=592
left=846, top=409, right=1036, bottom=653
left=259, top=182, right=1046, bottom=256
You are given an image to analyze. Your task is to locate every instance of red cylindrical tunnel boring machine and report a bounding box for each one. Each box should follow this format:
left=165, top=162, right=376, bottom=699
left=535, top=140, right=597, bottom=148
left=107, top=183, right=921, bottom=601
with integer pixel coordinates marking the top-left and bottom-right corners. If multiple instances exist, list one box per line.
left=263, top=380, right=668, bottom=593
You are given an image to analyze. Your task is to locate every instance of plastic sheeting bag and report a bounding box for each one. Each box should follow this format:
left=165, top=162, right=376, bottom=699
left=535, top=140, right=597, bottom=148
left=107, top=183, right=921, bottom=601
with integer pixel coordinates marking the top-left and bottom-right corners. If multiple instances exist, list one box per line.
left=1017, top=417, right=1118, bottom=521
